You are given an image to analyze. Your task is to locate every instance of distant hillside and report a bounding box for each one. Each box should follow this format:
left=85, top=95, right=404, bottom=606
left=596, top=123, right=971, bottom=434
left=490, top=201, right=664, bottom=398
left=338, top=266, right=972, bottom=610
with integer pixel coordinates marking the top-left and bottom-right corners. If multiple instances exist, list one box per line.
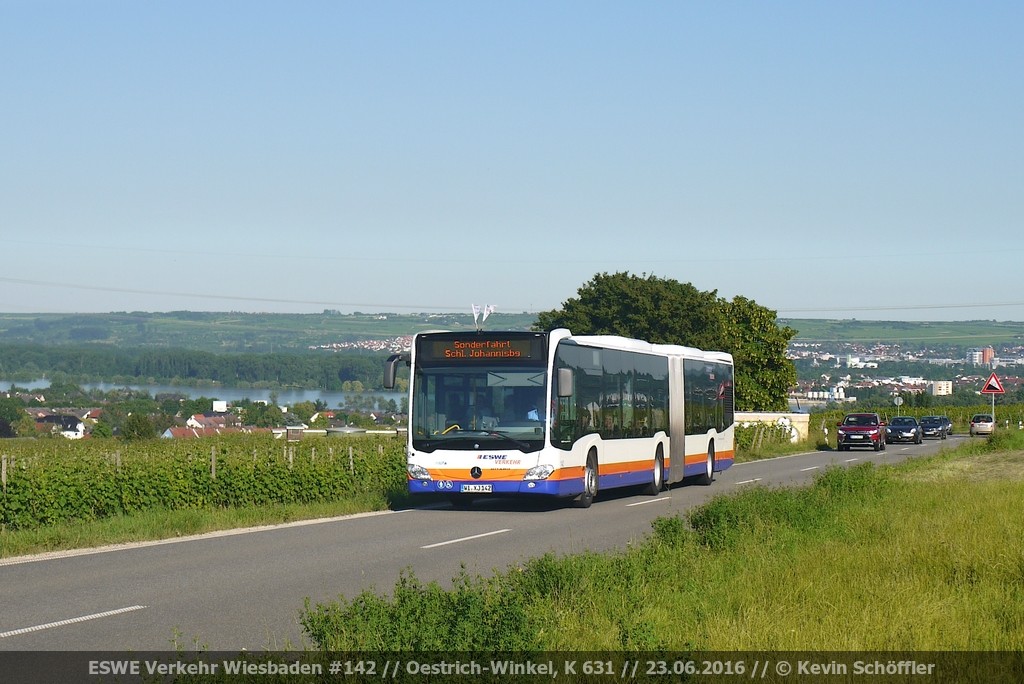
left=781, top=319, right=1024, bottom=347
left=1, top=312, right=1019, bottom=354
left=0, top=311, right=540, bottom=354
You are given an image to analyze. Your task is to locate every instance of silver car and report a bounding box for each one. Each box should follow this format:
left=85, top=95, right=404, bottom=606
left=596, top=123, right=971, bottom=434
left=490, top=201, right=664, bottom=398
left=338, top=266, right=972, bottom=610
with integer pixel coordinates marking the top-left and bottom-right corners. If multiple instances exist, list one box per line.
left=969, top=414, right=995, bottom=436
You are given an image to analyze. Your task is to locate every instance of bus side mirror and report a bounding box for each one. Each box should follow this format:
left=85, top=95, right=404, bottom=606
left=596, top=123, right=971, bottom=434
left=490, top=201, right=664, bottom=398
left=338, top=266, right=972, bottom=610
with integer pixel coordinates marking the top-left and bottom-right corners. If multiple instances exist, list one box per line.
left=557, top=367, right=574, bottom=397
left=384, top=353, right=410, bottom=389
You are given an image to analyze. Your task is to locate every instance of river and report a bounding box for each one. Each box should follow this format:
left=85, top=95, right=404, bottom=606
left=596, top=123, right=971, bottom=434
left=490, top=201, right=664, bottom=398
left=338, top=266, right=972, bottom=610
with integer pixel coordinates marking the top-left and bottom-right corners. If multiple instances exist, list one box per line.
left=0, top=380, right=405, bottom=409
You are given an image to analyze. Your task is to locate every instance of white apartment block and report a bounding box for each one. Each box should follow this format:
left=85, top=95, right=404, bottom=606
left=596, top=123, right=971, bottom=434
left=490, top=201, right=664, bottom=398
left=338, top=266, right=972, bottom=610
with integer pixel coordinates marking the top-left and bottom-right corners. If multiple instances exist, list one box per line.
left=967, top=347, right=995, bottom=366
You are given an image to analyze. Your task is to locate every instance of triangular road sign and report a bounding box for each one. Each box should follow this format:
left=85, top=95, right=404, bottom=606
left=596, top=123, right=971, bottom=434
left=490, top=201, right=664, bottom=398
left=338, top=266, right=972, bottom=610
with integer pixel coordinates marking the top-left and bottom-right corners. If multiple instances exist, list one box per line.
left=981, top=372, right=1005, bottom=394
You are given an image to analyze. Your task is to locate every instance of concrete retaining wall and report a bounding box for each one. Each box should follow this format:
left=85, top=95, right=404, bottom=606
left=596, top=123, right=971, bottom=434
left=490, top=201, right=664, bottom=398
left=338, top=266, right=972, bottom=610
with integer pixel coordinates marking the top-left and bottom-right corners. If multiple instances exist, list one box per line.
left=736, top=411, right=811, bottom=442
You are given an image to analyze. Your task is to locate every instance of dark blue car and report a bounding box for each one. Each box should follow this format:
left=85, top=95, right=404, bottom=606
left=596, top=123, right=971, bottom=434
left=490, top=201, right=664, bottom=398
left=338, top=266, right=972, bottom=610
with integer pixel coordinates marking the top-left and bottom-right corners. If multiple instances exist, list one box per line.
left=919, top=415, right=950, bottom=440
left=886, top=416, right=923, bottom=444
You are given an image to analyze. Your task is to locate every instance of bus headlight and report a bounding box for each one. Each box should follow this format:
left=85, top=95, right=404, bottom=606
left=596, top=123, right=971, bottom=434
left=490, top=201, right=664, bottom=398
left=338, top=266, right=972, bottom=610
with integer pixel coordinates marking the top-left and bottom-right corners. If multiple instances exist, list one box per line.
left=523, top=464, right=555, bottom=481
left=407, top=464, right=431, bottom=480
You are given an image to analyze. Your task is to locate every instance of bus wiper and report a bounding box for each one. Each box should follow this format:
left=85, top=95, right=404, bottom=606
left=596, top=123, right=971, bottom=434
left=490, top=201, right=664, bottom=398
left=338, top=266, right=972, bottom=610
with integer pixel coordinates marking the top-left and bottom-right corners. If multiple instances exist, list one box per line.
left=419, top=430, right=534, bottom=452
left=448, top=429, right=535, bottom=451
left=483, top=430, right=533, bottom=451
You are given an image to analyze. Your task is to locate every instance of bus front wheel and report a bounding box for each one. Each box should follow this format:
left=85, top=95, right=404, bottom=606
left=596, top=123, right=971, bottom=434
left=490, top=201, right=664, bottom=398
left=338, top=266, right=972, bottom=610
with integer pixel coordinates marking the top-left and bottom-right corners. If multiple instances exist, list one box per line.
left=575, top=451, right=599, bottom=508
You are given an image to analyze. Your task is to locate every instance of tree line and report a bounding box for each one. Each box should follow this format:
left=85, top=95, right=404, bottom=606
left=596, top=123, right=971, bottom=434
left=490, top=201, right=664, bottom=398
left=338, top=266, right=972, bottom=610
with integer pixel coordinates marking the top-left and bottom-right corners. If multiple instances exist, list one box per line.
left=0, top=345, right=389, bottom=391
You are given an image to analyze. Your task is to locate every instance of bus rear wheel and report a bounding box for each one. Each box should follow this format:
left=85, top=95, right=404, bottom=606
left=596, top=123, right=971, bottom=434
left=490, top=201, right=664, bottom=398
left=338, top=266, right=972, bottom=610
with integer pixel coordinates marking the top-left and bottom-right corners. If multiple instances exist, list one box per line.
left=574, top=451, right=598, bottom=508
left=645, top=450, right=665, bottom=495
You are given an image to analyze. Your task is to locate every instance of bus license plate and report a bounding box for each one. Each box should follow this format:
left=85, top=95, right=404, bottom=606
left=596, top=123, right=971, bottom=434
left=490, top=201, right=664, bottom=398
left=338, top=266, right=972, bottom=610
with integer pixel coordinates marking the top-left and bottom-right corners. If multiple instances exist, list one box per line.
left=461, top=484, right=492, bottom=493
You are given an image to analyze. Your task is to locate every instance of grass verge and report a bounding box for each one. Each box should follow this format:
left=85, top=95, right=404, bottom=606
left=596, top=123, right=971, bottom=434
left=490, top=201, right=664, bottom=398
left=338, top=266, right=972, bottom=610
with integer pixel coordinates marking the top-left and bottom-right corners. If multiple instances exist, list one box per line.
left=0, top=492, right=391, bottom=558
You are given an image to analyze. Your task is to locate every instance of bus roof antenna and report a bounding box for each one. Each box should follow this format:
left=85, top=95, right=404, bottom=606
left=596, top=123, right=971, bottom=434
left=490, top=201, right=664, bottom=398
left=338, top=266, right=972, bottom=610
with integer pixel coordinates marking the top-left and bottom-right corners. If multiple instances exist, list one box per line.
left=471, top=304, right=496, bottom=330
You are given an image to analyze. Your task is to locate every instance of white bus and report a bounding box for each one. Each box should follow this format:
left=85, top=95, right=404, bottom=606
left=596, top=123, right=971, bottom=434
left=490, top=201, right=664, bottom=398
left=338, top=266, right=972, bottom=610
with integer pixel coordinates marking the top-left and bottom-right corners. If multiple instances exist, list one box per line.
left=384, top=328, right=734, bottom=508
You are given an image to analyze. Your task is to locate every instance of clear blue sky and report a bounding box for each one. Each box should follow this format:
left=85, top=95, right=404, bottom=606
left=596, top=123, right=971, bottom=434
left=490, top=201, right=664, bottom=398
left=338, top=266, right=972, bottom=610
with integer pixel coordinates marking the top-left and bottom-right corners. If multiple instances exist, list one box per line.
left=2, top=2, right=1021, bottom=321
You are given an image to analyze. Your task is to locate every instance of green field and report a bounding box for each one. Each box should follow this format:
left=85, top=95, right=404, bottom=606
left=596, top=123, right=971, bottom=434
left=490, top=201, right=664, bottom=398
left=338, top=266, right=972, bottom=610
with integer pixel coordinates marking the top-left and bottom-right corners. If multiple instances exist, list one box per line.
left=781, top=318, right=1024, bottom=346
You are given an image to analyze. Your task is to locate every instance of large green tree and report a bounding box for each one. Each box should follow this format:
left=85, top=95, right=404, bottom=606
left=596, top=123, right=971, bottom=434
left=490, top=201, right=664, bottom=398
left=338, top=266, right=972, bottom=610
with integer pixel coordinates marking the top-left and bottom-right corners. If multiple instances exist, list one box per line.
left=533, top=272, right=796, bottom=411
left=122, top=412, right=157, bottom=441
left=0, top=397, right=24, bottom=438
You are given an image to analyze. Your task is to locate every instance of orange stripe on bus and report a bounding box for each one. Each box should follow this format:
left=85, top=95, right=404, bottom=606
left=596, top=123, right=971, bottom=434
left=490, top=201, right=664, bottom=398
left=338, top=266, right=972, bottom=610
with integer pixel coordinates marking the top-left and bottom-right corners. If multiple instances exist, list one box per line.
left=683, top=450, right=735, bottom=466
left=424, top=468, right=528, bottom=481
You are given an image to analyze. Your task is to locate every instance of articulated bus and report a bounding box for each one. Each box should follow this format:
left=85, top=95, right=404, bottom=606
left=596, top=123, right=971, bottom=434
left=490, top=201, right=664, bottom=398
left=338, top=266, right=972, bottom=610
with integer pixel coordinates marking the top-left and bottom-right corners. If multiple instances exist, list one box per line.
left=384, top=328, right=734, bottom=508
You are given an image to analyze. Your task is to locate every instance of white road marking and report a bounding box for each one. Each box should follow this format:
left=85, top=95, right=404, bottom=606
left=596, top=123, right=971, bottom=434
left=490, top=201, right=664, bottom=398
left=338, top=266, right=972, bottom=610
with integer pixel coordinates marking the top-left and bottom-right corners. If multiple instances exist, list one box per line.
left=800, top=466, right=819, bottom=472
left=844, top=458, right=859, bottom=463
left=732, top=449, right=821, bottom=464
left=735, top=478, right=762, bottom=485
left=626, top=497, right=671, bottom=507
left=421, top=529, right=511, bottom=549
left=0, top=605, right=146, bottom=639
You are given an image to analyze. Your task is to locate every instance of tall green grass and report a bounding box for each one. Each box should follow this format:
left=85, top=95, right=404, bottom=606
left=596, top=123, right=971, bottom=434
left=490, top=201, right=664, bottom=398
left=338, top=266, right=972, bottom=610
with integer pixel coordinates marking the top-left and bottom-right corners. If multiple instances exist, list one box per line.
left=302, top=438, right=1024, bottom=651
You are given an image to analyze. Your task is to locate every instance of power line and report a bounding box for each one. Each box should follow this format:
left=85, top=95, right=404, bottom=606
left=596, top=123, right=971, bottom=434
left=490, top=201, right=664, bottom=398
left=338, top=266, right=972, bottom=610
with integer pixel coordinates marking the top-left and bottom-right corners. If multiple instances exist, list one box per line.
left=3, top=276, right=1023, bottom=316
left=0, top=276, right=502, bottom=312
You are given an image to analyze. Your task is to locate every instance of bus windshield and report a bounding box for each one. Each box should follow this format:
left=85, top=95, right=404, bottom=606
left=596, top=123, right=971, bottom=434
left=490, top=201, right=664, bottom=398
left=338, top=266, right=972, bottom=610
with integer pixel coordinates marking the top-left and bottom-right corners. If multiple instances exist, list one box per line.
left=410, top=366, right=548, bottom=451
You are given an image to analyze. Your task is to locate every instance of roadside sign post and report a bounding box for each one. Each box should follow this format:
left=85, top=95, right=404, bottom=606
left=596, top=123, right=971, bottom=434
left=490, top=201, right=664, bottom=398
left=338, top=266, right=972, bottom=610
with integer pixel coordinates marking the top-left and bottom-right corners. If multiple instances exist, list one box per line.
left=980, top=372, right=1005, bottom=424
left=893, top=395, right=904, bottom=416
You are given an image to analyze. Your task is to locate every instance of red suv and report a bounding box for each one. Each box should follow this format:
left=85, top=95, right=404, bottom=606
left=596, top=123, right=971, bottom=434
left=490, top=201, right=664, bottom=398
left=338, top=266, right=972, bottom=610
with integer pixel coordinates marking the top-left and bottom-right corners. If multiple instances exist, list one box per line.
left=837, top=412, right=887, bottom=451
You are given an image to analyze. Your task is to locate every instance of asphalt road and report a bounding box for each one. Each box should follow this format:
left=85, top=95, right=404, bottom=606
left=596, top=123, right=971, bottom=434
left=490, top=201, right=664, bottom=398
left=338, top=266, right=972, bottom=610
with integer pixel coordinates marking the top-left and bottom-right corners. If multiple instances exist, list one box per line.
left=0, top=434, right=962, bottom=651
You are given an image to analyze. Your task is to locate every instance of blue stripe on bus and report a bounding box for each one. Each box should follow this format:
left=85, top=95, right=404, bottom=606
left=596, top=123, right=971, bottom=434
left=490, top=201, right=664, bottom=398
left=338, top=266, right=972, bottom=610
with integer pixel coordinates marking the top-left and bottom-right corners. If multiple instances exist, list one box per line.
left=681, top=456, right=735, bottom=478
left=410, top=479, right=581, bottom=497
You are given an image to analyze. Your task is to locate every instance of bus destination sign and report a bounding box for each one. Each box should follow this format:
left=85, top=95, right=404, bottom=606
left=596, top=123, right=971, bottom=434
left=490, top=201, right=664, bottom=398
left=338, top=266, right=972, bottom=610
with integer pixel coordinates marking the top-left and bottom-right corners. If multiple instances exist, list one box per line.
left=419, top=335, right=543, bottom=362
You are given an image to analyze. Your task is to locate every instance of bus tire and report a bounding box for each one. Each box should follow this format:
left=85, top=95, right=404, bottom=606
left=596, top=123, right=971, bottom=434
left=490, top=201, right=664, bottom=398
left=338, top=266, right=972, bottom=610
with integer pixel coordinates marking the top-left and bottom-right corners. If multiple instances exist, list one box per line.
left=574, top=451, right=599, bottom=508
left=695, top=444, right=715, bottom=486
left=645, top=448, right=665, bottom=495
